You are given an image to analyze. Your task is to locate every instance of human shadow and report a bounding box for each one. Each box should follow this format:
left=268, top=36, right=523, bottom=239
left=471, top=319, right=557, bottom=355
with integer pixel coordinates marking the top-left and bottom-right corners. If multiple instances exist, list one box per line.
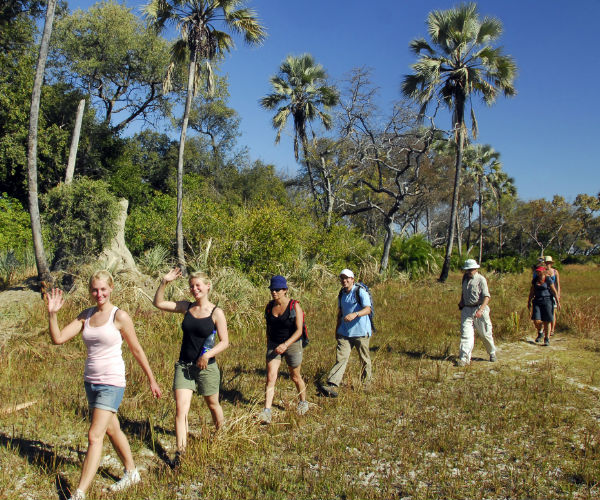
left=398, top=350, right=453, bottom=362
left=118, top=417, right=172, bottom=467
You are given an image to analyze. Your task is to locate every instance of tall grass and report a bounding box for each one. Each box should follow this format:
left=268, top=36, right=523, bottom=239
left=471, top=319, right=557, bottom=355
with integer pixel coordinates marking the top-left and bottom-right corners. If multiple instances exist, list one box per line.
left=1, top=265, right=599, bottom=499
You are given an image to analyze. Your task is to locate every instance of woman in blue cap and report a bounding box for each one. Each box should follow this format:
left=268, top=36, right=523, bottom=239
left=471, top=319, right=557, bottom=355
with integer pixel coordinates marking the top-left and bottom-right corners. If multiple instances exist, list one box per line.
left=259, top=275, right=308, bottom=424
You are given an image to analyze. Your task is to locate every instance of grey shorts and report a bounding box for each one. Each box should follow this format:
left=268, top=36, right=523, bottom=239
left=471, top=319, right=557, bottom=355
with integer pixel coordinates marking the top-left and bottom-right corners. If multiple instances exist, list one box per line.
left=84, top=382, right=125, bottom=413
left=266, top=339, right=303, bottom=368
left=173, top=361, right=220, bottom=396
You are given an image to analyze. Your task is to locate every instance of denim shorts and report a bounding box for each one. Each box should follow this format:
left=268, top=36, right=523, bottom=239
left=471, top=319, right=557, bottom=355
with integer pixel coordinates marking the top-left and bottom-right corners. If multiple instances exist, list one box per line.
left=84, top=382, right=125, bottom=413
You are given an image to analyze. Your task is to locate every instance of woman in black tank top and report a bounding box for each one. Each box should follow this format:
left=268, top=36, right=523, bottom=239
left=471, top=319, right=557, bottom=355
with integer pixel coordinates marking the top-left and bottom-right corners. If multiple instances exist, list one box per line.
left=153, top=268, right=229, bottom=466
left=258, top=275, right=308, bottom=424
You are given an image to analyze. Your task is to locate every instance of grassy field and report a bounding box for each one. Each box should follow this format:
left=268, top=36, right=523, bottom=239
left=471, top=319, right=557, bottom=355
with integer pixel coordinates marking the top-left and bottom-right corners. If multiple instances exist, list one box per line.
left=1, top=265, right=599, bottom=499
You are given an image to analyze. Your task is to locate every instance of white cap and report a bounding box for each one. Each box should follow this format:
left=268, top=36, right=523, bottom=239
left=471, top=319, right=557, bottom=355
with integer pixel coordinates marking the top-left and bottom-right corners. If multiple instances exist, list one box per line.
left=339, top=268, right=355, bottom=278
left=462, top=259, right=480, bottom=270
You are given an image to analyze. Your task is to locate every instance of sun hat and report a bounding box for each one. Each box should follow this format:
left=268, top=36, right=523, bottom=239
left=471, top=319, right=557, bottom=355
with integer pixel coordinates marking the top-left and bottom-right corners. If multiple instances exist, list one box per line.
left=537, top=256, right=545, bottom=263
left=544, top=255, right=554, bottom=263
left=269, top=275, right=288, bottom=290
left=462, top=259, right=480, bottom=270
left=339, top=268, right=355, bottom=278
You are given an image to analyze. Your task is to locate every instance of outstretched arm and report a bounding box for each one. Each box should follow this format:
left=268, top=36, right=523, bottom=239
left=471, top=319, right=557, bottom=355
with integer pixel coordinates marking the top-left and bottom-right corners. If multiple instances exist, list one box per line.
left=116, top=310, right=162, bottom=399
left=47, top=288, right=84, bottom=345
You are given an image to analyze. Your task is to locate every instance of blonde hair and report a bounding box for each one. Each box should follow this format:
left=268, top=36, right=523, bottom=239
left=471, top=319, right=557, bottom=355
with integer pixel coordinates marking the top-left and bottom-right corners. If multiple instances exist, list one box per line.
left=188, top=271, right=211, bottom=287
left=89, top=270, right=114, bottom=290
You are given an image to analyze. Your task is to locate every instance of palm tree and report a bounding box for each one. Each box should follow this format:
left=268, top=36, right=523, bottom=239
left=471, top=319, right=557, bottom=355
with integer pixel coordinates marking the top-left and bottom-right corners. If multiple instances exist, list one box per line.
left=27, top=0, right=58, bottom=288
left=463, top=143, right=501, bottom=263
left=259, top=53, right=339, bottom=207
left=145, top=0, right=266, bottom=272
left=402, top=2, right=516, bottom=281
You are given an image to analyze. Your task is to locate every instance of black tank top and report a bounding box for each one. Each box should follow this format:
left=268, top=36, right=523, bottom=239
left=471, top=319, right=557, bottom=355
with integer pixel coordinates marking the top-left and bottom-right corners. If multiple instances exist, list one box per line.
left=266, top=301, right=296, bottom=344
left=532, top=278, right=553, bottom=302
left=179, top=303, right=217, bottom=364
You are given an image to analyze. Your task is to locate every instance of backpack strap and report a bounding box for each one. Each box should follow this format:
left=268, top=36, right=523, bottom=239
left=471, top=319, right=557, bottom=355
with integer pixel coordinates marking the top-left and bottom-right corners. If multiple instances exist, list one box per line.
left=355, top=284, right=363, bottom=308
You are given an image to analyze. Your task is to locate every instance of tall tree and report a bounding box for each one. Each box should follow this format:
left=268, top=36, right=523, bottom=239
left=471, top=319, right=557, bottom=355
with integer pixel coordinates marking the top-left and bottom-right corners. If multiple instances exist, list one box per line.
left=52, top=0, right=173, bottom=133
left=27, top=0, right=57, bottom=286
left=259, top=53, right=339, bottom=206
left=462, top=143, right=501, bottom=263
left=402, top=2, right=516, bottom=281
left=145, top=0, right=266, bottom=272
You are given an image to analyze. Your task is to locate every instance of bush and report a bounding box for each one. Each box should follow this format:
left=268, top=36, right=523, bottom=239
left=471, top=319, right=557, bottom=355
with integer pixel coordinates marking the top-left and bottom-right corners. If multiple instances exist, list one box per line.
left=126, top=192, right=176, bottom=255
left=0, top=194, right=31, bottom=251
left=483, top=255, right=527, bottom=274
left=390, top=234, right=441, bottom=278
left=42, top=178, right=119, bottom=269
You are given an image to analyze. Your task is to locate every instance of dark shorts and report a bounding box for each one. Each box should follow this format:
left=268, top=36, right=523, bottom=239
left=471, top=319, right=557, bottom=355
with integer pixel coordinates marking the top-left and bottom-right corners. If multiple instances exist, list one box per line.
left=84, top=382, right=125, bottom=413
left=266, top=339, right=303, bottom=368
left=532, top=299, right=554, bottom=323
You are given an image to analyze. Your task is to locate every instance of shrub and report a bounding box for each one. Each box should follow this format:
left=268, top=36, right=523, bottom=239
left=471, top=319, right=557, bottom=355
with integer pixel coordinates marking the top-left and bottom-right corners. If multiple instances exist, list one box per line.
left=0, top=194, right=31, bottom=251
left=484, top=255, right=527, bottom=274
left=42, top=178, right=119, bottom=269
left=125, top=192, right=176, bottom=255
left=390, top=234, right=441, bottom=278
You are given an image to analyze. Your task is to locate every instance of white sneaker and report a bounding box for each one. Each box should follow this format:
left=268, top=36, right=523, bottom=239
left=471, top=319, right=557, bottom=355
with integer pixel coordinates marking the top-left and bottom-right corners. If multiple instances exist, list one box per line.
left=297, top=400, right=309, bottom=416
left=109, top=468, right=141, bottom=492
left=68, top=489, right=85, bottom=500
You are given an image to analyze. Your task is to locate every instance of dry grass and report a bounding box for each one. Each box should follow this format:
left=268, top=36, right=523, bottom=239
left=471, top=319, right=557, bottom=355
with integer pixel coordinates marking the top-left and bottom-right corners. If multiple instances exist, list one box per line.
left=0, top=265, right=599, bottom=499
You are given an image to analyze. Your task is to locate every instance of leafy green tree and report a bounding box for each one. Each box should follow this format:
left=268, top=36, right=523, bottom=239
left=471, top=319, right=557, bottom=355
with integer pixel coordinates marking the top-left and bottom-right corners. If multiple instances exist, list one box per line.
left=144, top=0, right=266, bottom=272
left=402, top=3, right=516, bottom=281
left=0, top=194, right=31, bottom=251
left=51, top=0, right=173, bottom=132
left=260, top=53, right=339, bottom=205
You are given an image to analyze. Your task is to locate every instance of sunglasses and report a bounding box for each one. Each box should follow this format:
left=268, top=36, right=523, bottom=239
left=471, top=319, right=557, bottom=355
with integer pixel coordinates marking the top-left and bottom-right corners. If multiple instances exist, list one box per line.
left=270, top=288, right=286, bottom=292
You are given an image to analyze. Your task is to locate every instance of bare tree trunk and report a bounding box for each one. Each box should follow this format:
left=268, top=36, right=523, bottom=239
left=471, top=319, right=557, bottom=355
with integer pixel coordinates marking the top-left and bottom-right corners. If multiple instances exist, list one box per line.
left=439, top=105, right=465, bottom=282
left=175, top=55, right=197, bottom=275
left=65, top=99, right=86, bottom=184
left=380, top=216, right=394, bottom=272
left=478, top=174, right=483, bottom=264
left=426, top=206, right=431, bottom=242
left=27, top=0, right=58, bottom=287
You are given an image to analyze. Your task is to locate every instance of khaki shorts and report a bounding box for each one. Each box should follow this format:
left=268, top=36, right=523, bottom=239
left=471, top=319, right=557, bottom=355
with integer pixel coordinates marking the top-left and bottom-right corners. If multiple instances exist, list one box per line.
left=266, top=339, right=303, bottom=368
left=173, top=361, right=220, bottom=396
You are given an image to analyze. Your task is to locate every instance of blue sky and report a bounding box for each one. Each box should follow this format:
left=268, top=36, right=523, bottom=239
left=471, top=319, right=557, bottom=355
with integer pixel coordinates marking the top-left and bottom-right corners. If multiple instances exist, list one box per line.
left=67, top=0, right=600, bottom=201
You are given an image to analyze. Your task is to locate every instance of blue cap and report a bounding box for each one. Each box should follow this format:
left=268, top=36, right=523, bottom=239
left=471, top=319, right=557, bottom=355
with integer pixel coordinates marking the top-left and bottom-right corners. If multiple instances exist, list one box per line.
left=269, top=275, right=288, bottom=290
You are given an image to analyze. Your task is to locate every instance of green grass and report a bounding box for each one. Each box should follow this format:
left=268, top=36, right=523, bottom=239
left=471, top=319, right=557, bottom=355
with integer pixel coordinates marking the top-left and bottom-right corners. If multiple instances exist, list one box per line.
left=1, top=265, right=599, bottom=499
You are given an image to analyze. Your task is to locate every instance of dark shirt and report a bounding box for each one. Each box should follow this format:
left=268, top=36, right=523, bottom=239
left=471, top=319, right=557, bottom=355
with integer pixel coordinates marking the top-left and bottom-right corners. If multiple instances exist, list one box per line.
left=266, top=301, right=296, bottom=344
left=179, top=303, right=216, bottom=364
left=532, top=278, right=553, bottom=303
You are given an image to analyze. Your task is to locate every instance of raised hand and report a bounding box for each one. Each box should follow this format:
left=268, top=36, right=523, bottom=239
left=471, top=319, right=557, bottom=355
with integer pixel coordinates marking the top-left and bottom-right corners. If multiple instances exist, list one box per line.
left=47, top=288, right=64, bottom=314
left=163, top=267, right=182, bottom=283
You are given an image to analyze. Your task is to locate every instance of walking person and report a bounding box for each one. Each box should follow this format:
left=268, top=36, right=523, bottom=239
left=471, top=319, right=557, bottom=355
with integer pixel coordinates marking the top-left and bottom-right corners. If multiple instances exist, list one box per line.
left=258, top=275, right=308, bottom=424
left=544, top=255, right=561, bottom=336
left=319, top=269, right=372, bottom=397
left=528, top=265, right=560, bottom=346
left=457, top=259, right=497, bottom=366
left=47, top=271, right=162, bottom=500
left=153, top=268, right=229, bottom=468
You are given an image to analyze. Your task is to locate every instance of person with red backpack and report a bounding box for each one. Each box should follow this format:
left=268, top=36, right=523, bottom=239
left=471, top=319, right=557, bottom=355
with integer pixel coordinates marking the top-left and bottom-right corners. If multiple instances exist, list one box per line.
left=259, top=275, right=309, bottom=424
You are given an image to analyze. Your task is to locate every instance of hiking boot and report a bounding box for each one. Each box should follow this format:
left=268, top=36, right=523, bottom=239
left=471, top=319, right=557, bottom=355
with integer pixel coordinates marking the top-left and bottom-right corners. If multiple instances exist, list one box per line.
left=544, top=338, right=550, bottom=346
left=455, top=359, right=467, bottom=367
left=68, top=489, right=85, bottom=500
left=319, top=383, right=338, bottom=398
left=490, top=353, right=497, bottom=362
left=109, top=468, right=141, bottom=492
left=258, top=407, right=272, bottom=424
left=171, top=451, right=183, bottom=470
left=535, top=333, right=544, bottom=343
left=296, top=400, right=309, bottom=416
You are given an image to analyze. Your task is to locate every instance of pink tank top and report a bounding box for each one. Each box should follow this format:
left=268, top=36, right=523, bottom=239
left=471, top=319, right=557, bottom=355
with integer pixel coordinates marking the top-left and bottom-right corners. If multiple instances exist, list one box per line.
left=83, top=306, right=126, bottom=387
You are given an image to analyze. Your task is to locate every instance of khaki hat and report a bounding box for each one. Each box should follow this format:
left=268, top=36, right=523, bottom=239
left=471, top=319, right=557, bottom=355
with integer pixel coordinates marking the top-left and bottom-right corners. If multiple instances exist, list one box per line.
left=462, top=259, right=480, bottom=270
left=544, top=255, right=554, bottom=263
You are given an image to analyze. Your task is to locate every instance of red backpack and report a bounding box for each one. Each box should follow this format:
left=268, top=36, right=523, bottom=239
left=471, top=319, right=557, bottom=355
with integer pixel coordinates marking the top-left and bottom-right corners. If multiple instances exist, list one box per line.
left=265, top=299, right=309, bottom=347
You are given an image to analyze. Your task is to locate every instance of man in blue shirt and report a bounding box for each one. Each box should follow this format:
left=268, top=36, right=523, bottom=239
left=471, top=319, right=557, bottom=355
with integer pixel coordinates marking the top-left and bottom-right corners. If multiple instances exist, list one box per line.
left=320, top=269, right=372, bottom=397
